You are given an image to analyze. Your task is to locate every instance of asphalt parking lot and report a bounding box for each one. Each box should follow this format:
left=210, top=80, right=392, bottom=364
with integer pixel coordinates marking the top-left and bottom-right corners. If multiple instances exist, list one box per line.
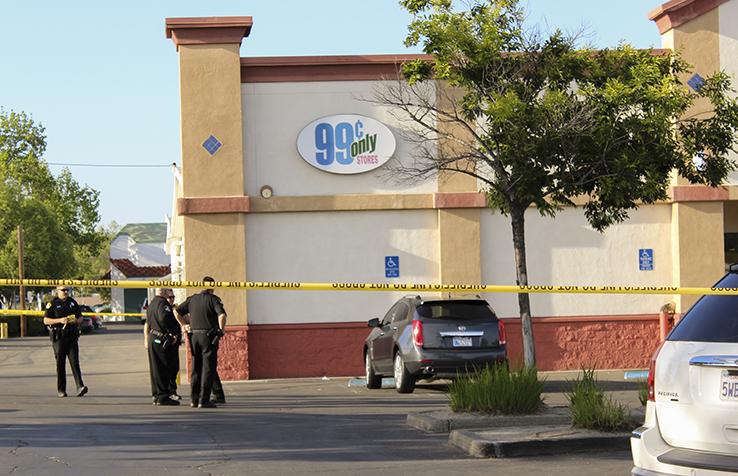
left=0, top=324, right=634, bottom=475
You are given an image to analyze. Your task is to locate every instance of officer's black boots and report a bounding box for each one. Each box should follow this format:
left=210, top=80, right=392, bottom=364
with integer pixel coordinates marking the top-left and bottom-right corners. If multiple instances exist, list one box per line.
left=157, top=398, right=180, bottom=406
left=77, top=385, right=88, bottom=397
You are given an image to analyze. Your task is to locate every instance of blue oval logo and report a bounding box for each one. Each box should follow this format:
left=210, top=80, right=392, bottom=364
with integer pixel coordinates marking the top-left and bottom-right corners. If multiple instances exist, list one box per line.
left=296, top=114, right=396, bottom=174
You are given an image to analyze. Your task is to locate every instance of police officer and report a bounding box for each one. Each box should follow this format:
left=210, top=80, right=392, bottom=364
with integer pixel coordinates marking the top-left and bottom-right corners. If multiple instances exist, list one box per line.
left=175, top=276, right=227, bottom=408
left=144, top=288, right=181, bottom=406
left=43, top=286, right=88, bottom=398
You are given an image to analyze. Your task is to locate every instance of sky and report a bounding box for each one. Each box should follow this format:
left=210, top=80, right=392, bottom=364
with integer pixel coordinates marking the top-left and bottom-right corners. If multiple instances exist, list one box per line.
left=0, top=0, right=664, bottom=228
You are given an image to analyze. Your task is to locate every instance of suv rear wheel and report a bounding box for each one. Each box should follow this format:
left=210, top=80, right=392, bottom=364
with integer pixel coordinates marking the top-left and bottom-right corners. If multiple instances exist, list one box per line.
left=365, top=352, right=381, bottom=389
left=394, top=352, right=415, bottom=394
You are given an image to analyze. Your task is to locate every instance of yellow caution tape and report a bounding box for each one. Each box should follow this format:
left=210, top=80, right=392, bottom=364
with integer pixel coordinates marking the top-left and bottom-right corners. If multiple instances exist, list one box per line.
left=0, top=309, right=144, bottom=317
left=0, top=277, right=737, bottom=295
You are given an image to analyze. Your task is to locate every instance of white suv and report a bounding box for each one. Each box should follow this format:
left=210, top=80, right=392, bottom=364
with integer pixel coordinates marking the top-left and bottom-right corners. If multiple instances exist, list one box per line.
left=631, top=268, right=738, bottom=475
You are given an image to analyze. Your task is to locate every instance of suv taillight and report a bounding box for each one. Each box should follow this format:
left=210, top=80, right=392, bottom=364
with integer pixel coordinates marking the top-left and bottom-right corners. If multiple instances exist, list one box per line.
left=647, top=342, right=664, bottom=402
left=412, top=319, right=424, bottom=347
left=497, top=320, right=506, bottom=346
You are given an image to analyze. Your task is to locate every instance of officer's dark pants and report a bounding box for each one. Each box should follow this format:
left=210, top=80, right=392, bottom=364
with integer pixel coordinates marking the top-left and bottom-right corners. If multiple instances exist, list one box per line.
left=190, top=333, right=217, bottom=404
left=52, top=334, right=84, bottom=393
left=212, top=369, right=224, bottom=400
left=167, top=336, right=181, bottom=395
left=148, top=339, right=179, bottom=402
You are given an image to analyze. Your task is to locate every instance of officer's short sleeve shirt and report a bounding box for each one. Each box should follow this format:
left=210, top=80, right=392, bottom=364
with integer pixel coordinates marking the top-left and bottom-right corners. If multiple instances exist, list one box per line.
left=177, top=291, right=225, bottom=330
left=148, top=296, right=178, bottom=334
left=44, top=297, right=82, bottom=320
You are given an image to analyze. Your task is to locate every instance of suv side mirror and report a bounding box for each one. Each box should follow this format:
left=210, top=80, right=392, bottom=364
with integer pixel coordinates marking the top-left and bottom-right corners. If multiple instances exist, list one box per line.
left=367, top=318, right=380, bottom=328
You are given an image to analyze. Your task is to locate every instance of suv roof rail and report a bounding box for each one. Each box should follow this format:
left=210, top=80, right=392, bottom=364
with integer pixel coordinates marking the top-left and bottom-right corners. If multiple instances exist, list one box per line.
left=730, top=263, right=738, bottom=273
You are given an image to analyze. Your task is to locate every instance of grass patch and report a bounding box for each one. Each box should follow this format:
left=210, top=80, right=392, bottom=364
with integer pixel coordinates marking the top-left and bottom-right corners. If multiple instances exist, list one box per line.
left=448, top=363, right=544, bottom=414
left=566, top=368, right=630, bottom=432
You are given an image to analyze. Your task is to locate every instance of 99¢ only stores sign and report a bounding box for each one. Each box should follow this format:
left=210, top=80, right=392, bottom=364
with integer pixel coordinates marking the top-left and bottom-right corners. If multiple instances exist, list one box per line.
left=296, top=114, right=397, bottom=174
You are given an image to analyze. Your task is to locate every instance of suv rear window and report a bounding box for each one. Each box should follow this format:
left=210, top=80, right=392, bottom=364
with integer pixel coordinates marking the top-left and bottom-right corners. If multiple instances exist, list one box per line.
left=416, top=301, right=496, bottom=321
left=669, top=272, right=738, bottom=343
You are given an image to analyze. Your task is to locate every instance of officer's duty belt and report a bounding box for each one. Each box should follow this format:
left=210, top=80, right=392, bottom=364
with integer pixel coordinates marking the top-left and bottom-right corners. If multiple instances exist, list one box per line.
left=190, top=329, right=215, bottom=334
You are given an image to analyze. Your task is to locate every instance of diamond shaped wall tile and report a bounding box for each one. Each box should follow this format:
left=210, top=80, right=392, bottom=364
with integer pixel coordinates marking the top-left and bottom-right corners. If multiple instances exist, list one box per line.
left=202, top=135, right=222, bottom=155
left=687, top=73, right=705, bottom=92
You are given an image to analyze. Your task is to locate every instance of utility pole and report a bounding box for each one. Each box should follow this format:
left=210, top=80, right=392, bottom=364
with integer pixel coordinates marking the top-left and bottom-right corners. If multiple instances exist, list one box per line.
left=18, top=226, right=26, bottom=337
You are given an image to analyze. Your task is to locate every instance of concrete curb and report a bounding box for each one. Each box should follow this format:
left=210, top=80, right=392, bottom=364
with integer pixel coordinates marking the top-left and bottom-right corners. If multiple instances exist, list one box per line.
left=407, top=406, right=571, bottom=433
left=449, top=425, right=631, bottom=458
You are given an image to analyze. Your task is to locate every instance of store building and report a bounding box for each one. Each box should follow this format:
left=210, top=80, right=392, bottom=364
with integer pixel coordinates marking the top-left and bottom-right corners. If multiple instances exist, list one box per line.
left=165, top=0, right=738, bottom=380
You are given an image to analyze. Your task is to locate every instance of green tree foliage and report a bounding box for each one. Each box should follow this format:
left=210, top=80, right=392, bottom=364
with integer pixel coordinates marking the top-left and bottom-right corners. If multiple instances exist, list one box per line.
left=380, top=0, right=738, bottom=367
left=0, top=109, right=105, bottom=302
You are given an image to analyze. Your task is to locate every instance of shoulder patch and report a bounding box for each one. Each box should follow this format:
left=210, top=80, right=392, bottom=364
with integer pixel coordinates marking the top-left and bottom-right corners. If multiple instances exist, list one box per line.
left=46, top=302, right=51, bottom=309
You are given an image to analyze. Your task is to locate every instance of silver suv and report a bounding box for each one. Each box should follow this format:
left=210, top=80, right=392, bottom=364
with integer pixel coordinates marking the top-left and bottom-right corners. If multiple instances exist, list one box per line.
left=364, top=295, right=507, bottom=393
left=631, top=266, right=738, bottom=475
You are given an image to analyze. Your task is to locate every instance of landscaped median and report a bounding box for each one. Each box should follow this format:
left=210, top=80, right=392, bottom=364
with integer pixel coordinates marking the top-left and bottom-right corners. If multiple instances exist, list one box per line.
left=406, top=367, right=645, bottom=458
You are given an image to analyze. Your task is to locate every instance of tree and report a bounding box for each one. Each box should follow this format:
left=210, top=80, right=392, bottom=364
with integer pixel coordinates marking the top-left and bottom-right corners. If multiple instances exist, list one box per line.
left=0, top=109, right=105, bottom=303
left=380, top=0, right=738, bottom=367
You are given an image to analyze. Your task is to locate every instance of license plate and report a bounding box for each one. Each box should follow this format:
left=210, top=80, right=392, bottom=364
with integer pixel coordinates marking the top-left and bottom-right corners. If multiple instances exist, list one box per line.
left=720, top=371, right=738, bottom=401
left=452, top=337, right=473, bottom=347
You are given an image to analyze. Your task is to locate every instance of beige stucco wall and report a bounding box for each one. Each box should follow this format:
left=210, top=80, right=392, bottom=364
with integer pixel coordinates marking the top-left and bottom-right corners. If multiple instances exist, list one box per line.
left=480, top=204, right=674, bottom=318
left=244, top=210, right=438, bottom=324
left=182, top=214, right=248, bottom=324
left=667, top=7, right=721, bottom=187
left=438, top=209, right=481, bottom=284
left=720, top=0, right=738, bottom=184
left=179, top=45, right=245, bottom=197
left=242, top=81, right=438, bottom=198
left=671, top=201, right=725, bottom=311
left=661, top=6, right=728, bottom=311
left=176, top=41, right=248, bottom=324
left=725, top=201, right=738, bottom=233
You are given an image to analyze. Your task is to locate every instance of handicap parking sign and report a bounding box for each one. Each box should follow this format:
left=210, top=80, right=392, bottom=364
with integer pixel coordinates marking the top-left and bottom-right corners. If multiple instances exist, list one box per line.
left=639, top=249, right=653, bottom=271
left=385, top=256, right=399, bottom=278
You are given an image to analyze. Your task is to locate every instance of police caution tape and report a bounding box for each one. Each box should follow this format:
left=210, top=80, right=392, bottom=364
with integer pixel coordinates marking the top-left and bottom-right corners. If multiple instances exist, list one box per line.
left=0, top=309, right=145, bottom=317
left=2, top=278, right=738, bottom=295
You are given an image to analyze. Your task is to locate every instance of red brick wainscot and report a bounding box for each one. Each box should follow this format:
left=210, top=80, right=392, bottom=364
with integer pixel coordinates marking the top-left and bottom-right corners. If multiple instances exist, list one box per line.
left=184, top=325, right=249, bottom=381
left=243, top=315, right=664, bottom=379
left=201, top=315, right=664, bottom=380
left=502, top=314, right=663, bottom=371
left=247, top=322, right=368, bottom=379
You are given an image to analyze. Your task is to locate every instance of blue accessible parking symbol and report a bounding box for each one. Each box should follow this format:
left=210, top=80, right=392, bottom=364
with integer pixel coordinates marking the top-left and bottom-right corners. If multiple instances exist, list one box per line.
left=639, top=249, right=654, bottom=271
left=385, top=256, right=399, bottom=278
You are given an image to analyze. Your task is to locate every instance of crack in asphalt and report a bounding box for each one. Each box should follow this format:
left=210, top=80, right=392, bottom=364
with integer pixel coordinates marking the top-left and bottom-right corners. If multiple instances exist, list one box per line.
left=8, top=440, right=28, bottom=456
left=192, top=423, right=231, bottom=476
left=7, top=441, right=72, bottom=473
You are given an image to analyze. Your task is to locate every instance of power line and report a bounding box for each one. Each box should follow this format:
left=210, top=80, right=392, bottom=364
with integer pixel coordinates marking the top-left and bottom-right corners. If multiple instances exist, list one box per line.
left=47, top=162, right=177, bottom=168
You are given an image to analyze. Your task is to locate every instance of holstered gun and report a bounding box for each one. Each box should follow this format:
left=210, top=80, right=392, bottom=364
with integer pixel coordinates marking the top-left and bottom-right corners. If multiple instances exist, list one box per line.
left=208, top=328, right=224, bottom=346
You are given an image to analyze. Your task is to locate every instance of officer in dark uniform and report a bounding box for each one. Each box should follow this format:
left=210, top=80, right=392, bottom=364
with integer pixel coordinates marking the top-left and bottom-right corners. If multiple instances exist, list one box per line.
left=175, top=276, right=227, bottom=408
left=43, top=286, right=88, bottom=398
left=165, top=292, right=183, bottom=400
left=144, top=288, right=181, bottom=406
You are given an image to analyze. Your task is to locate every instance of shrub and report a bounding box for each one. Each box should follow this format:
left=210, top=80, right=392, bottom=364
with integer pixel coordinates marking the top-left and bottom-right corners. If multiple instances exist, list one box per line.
left=448, top=363, right=544, bottom=414
left=567, top=368, right=630, bottom=432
